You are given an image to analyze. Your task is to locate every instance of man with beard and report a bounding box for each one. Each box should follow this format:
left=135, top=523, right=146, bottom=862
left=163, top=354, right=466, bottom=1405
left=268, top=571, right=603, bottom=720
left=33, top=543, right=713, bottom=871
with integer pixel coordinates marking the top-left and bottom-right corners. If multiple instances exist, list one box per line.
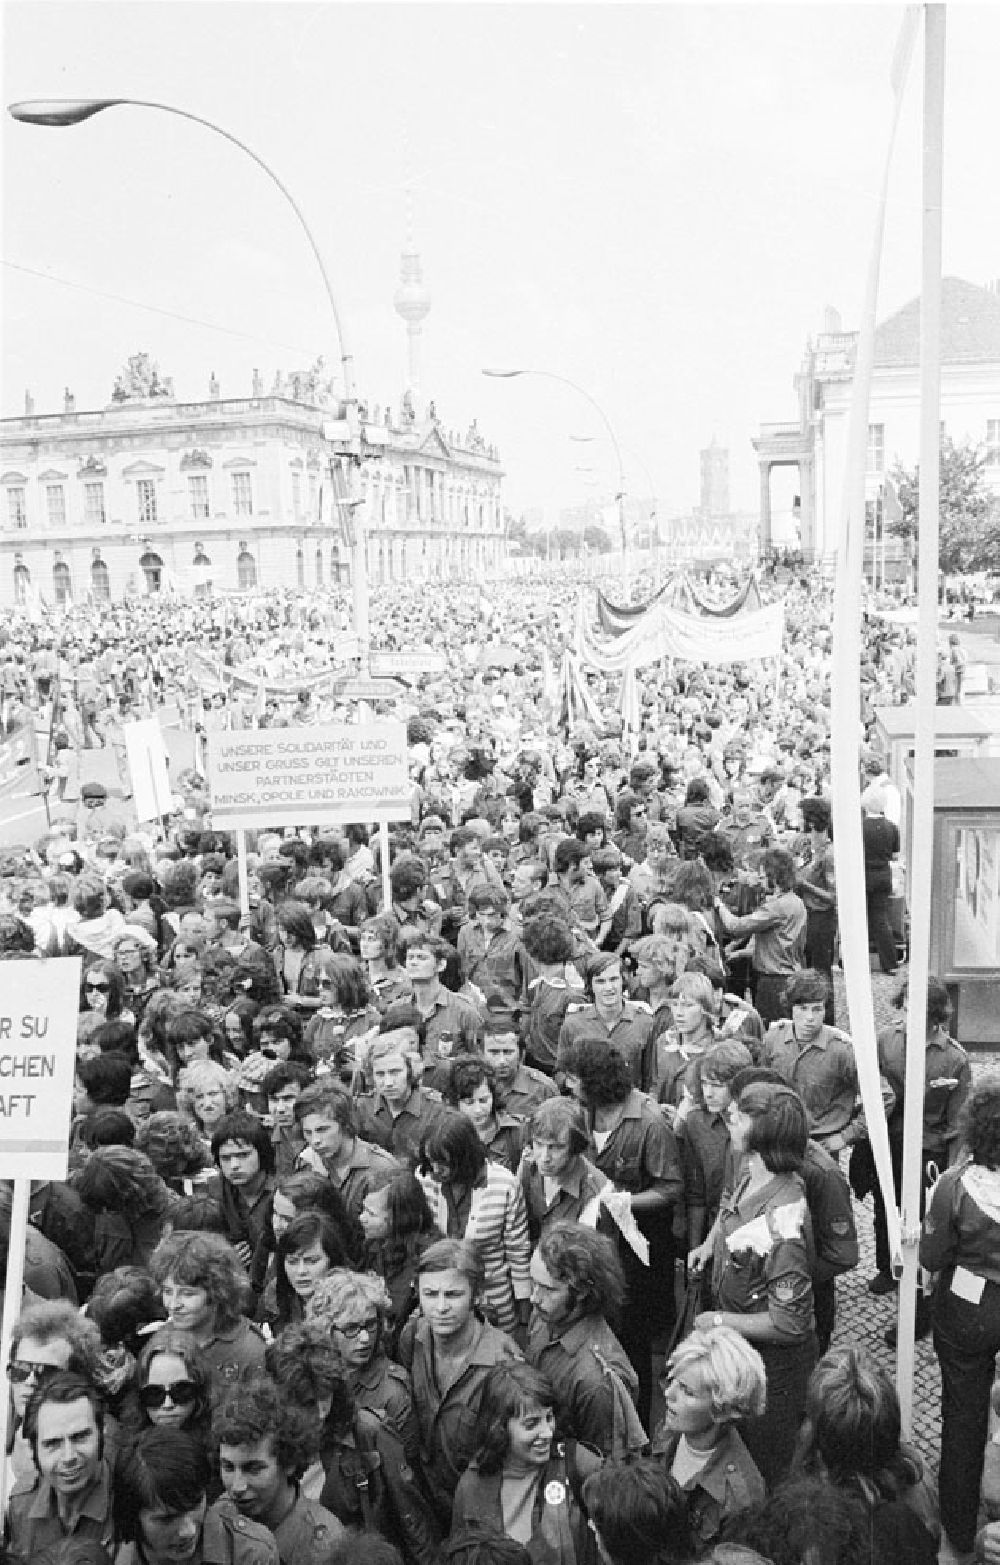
left=526, top=1220, right=644, bottom=1455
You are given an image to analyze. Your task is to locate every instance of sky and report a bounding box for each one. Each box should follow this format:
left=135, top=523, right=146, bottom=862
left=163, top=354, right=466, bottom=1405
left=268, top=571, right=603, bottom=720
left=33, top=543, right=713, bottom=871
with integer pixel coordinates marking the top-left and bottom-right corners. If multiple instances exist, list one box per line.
left=3, top=2, right=1000, bottom=531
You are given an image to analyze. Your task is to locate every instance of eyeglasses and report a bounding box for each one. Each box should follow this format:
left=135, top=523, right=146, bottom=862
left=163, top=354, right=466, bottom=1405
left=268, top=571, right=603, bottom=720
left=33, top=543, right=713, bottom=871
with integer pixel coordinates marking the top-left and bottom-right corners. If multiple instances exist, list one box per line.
left=8, top=1359, right=60, bottom=1385
left=86, top=981, right=110, bottom=992
left=335, top=1315, right=379, bottom=1340
left=139, top=1379, right=199, bottom=1410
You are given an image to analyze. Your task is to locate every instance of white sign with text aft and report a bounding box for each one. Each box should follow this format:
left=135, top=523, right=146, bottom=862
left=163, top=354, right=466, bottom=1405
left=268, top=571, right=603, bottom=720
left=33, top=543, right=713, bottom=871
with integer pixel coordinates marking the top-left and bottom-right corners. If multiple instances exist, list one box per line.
left=0, top=957, right=81, bottom=1180
left=207, top=722, right=412, bottom=829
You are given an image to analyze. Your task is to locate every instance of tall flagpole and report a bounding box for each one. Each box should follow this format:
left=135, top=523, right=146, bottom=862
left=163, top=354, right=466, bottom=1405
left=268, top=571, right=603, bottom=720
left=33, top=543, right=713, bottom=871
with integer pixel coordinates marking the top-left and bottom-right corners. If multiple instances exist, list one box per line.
left=829, top=7, right=920, bottom=1361
left=896, top=3, right=946, bottom=1437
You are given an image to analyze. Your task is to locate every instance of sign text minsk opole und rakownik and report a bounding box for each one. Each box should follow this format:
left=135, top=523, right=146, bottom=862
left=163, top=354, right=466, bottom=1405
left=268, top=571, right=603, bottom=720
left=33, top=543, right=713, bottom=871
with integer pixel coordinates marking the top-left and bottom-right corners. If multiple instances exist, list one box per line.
left=207, top=721, right=412, bottom=829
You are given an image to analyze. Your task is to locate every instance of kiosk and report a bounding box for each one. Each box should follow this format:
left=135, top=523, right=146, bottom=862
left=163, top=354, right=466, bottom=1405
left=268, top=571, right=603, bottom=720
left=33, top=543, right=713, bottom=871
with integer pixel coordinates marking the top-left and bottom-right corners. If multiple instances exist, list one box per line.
left=903, top=757, right=1000, bottom=1046
left=873, top=704, right=1000, bottom=845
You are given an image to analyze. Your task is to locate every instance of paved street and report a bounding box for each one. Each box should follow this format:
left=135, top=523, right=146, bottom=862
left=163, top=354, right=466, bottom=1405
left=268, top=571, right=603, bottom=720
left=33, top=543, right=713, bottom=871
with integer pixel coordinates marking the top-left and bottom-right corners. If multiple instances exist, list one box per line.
left=0, top=707, right=198, bottom=845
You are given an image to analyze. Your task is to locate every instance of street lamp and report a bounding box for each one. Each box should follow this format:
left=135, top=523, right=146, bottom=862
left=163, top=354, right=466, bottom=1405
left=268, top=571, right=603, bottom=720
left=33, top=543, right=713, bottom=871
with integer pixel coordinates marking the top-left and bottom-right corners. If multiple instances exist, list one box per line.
left=482, top=367, right=628, bottom=576
left=8, top=97, right=370, bottom=662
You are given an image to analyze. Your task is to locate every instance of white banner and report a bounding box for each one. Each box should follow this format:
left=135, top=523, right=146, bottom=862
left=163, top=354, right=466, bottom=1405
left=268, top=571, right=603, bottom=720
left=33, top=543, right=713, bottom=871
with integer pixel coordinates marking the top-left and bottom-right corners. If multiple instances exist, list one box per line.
left=207, top=721, right=412, bottom=829
left=575, top=596, right=784, bottom=672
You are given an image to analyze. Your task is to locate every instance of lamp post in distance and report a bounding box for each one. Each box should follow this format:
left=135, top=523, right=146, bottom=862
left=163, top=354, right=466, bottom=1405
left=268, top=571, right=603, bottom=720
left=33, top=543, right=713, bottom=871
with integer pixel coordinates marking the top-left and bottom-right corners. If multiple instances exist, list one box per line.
left=8, top=97, right=370, bottom=664
left=482, top=366, right=628, bottom=579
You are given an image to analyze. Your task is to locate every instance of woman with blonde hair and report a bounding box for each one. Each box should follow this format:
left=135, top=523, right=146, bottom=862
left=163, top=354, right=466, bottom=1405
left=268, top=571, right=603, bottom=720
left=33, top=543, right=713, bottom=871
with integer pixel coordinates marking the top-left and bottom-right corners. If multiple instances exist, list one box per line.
left=177, top=1058, right=239, bottom=1144
left=653, top=1324, right=766, bottom=1549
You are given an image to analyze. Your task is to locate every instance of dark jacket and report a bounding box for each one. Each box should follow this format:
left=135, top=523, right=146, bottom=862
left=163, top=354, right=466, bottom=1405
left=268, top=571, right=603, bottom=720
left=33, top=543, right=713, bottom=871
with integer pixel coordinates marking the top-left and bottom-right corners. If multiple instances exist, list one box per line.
left=651, top=1425, right=764, bottom=1547
left=451, top=1442, right=602, bottom=1565
left=319, top=1409, right=440, bottom=1565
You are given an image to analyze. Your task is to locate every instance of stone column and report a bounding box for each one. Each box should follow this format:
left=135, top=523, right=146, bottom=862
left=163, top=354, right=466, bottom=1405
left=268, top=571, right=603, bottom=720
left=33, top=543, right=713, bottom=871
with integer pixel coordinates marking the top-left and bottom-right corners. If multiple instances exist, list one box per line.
left=758, top=463, right=772, bottom=555
left=798, top=458, right=815, bottom=561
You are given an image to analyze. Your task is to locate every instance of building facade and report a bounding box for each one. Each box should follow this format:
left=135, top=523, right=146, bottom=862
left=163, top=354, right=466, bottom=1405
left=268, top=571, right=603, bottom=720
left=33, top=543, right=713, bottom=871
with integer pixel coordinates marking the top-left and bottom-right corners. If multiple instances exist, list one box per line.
left=754, top=278, right=1000, bottom=562
left=0, top=358, right=505, bottom=608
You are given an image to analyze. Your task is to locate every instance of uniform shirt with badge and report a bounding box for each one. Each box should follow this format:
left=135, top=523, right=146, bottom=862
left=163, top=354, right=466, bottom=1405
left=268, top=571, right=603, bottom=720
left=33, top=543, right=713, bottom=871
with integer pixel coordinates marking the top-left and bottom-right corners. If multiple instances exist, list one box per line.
left=712, top=1169, right=815, bottom=1336
left=878, top=1021, right=971, bottom=1164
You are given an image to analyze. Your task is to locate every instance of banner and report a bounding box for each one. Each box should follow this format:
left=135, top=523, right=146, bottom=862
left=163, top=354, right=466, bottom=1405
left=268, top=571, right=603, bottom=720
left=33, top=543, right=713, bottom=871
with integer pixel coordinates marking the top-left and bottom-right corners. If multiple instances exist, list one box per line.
left=186, top=648, right=344, bottom=702
left=576, top=596, right=784, bottom=673
left=596, top=573, right=763, bottom=634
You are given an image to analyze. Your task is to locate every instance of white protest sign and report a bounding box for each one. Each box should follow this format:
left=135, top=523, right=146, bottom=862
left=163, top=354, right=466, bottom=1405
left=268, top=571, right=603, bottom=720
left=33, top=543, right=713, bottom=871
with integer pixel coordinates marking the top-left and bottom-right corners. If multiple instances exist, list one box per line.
left=207, top=721, right=412, bottom=829
left=124, top=717, right=173, bottom=822
left=370, top=651, right=447, bottom=678
left=0, top=957, right=81, bottom=1179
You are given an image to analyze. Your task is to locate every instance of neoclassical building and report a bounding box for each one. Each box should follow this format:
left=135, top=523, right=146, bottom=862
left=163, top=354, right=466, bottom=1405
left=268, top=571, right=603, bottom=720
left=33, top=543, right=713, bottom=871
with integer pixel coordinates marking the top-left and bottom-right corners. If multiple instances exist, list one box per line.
left=0, top=232, right=505, bottom=607
left=754, top=277, right=1000, bottom=562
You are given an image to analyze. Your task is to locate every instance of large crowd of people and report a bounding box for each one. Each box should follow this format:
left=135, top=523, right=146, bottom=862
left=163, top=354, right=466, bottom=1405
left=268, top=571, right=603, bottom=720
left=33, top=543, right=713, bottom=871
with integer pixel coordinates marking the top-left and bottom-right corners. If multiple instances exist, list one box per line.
left=0, top=559, right=996, bottom=1565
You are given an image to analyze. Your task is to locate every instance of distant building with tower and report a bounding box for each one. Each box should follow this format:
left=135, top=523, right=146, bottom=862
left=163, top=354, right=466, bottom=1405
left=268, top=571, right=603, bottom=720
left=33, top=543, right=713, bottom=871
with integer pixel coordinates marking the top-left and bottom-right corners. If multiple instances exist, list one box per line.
left=699, top=436, right=730, bottom=519
left=662, top=438, right=757, bottom=564
left=754, top=276, right=1000, bottom=564
left=0, top=218, right=505, bottom=607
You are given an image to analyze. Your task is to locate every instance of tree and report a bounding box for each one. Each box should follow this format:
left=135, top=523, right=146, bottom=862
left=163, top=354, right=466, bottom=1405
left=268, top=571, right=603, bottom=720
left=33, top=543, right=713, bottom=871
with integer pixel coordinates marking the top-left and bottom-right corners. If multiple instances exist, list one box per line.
left=582, top=523, right=613, bottom=554
left=889, top=436, right=1000, bottom=573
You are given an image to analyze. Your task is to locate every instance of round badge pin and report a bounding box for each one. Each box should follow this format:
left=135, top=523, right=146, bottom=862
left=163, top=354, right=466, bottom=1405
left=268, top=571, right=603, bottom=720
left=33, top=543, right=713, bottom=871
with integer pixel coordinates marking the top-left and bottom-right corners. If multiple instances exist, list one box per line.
left=544, top=1481, right=566, bottom=1506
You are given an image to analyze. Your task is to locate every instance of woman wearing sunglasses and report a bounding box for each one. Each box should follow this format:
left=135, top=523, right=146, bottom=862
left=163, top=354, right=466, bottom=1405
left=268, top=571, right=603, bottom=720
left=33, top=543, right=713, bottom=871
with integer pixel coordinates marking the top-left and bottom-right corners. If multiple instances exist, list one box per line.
left=135, top=1328, right=218, bottom=1486
left=78, top=960, right=132, bottom=1046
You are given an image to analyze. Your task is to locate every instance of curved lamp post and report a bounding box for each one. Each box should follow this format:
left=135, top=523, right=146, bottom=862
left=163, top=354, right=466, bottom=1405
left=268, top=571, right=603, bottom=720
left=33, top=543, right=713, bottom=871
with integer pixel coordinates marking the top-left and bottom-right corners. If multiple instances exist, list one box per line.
left=8, top=97, right=369, bottom=660
left=483, top=366, right=628, bottom=574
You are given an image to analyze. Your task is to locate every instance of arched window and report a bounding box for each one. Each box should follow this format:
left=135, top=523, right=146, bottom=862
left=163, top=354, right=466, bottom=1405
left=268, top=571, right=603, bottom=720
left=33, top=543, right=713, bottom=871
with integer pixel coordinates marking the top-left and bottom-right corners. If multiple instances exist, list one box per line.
left=237, top=548, right=257, bottom=589
left=315, top=547, right=324, bottom=587
left=139, top=550, right=163, bottom=593
left=53, top=560, right=72, bottom=605
left=192, top=547, right=212, bottom=599
left=296, top=547, right=305, bottom=588
left=91, top=557, right=111, bottom=603
left=13, top=563, right=30, bottom=606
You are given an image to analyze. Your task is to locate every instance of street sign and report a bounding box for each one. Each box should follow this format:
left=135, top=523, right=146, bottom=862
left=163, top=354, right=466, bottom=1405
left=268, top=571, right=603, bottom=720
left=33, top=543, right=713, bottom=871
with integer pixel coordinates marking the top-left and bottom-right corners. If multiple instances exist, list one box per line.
left=0, top=957, right=81, bottom=1179
left=337, top=677, right=403, bottom=700
left=370, top=651, right=447, bottom=678
left=207, top=721, right=412, bottom=829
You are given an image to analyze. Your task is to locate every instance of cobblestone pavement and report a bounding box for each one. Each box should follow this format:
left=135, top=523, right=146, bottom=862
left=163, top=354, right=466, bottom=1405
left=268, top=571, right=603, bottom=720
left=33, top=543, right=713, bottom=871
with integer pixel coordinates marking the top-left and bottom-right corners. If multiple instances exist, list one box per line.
left=830, top=964, right=944, bottom=1471
left=831, top=964, right=1000, bottom=1494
